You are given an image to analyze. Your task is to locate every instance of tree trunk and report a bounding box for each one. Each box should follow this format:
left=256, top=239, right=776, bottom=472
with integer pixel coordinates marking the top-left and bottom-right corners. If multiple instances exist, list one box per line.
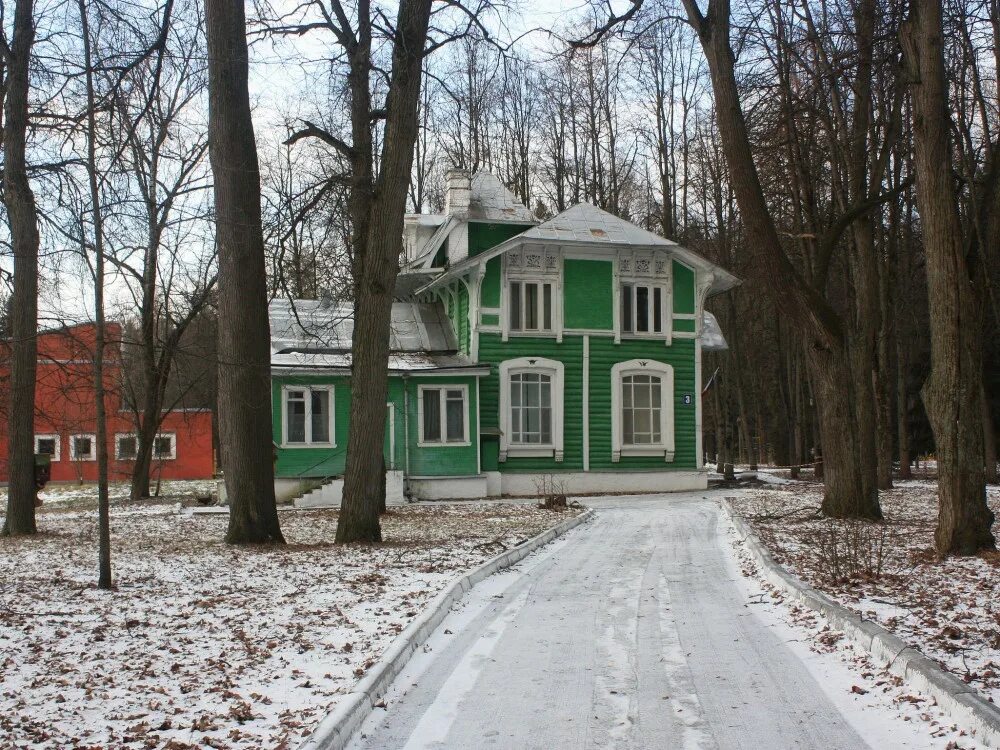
left=984, top=384, right=998, bottom=484
left=682, top=0, right=880, bottom=518
left=896, top=337, right=912, bottom=479
left=905, top=0, right=995, bottom=554
left=205, top=0, right=284, bottom=544
left=1, top=0, right=40, bottom=537
left=336, top=0, right=432, bottom=544
left=79, top=0, right=112, bottom=587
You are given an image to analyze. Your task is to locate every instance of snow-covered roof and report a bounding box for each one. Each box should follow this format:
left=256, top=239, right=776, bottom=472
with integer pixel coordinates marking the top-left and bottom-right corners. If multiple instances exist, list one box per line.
left=468, top=172, right=536, bottom=224
left=271, top=350, right=488, bottom=374
left=269, top=299, right=456, bottom=355
left=701, top=311, right=728, bottom=352
left=515, top=203, right=676, bottom=247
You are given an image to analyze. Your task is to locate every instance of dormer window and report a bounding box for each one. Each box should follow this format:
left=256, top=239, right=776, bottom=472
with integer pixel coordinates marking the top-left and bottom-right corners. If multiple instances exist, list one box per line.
left=509, top=281, right=554, bottom=332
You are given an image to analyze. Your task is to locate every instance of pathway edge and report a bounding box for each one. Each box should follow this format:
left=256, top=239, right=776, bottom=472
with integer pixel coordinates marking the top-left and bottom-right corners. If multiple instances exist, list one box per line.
left=721, top=497, right=1000, bottom=749
left=297, top=507, right=595, bottom=750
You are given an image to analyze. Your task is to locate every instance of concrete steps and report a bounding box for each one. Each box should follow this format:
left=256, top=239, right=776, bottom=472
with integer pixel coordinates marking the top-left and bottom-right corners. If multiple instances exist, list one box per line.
left=294, top=471, right=407, bottom=509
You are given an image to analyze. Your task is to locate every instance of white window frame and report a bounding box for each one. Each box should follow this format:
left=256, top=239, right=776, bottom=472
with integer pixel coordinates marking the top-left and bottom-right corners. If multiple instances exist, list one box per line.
left=281, top=385, right=336, bottom=447
left=417, top=384, right=471, bottom=447
left=620, top=282, right=669, bottom=338
left=611, top=359, right=675, bottom=462
left=69, top=433, right=97, bottom=462
left=34, top=434, right=60, bottom=462
left=499, top=357, right=564, bottom=462
left=152, top=432, right=177, bottom=461
left=115, top=433, right=139, bottom=460
left=506, top=279, right=556, bottom=334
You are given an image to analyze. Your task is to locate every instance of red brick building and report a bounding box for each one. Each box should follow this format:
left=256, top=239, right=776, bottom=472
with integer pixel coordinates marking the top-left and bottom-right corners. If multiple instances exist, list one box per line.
left=0, top=323, right=213, bottom=484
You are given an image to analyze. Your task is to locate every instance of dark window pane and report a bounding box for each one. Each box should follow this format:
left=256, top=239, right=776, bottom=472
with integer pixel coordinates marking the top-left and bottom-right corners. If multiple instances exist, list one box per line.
left=636, top=286, right=649, bottom=332
left=154, top=436, right=173, bottom=458
left=117, top=436, right=137, bottom=459
left=287, top=394, right=306, bottom=443
left=510, top=282, right=521, bottom=330
left=525, top=283, right=538, bottom=329
left=423, top=389, right=441, bottom=442
left=37, top=438, right=57, bottom=456
left=543, top=284, right=552, bottom=330
left=311, top=390, right=330, bottom=443
left=446, top=391, right=464, bottom=441
left=622, top=284, right=633, bottom=332
left=654, top=288, right=662, bottom=333
left=74, top=436, right=92, bottom=457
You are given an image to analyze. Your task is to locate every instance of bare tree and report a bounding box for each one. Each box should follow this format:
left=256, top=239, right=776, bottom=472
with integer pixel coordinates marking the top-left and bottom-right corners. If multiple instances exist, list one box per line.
left=1, top=0, right=41, bottom=536
left=902, top=0, right=995, bottom=554
left=205, top=0, right=284, bottom=544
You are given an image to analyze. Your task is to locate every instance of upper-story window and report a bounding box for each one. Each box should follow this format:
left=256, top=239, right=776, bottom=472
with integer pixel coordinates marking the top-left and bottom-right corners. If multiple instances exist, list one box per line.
left=504, top=247, right=561, bottom=338
left=621, top=283, right=666, bottom=335
left=34, top=434, right=60, bottom=462
left=509, top=281, right=554, bottom=332
left=617, top=253, right=673, bottom=340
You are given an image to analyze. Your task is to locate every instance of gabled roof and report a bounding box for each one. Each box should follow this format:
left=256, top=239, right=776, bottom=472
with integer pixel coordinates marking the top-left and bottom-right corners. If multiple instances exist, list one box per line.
left=417, top=202, right=740, bottom=297
left=468, top=172, right=536, bottom=224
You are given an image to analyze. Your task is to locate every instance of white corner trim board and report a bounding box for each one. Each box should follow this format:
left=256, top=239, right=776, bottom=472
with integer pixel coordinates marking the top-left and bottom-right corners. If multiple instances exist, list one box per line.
left=296, top=508, right=595, bottom=750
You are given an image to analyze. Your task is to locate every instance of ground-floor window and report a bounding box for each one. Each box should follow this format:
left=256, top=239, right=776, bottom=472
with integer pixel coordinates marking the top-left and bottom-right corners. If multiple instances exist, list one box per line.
left=418, top=385, right=469, bottom=445
left=153, top=433, right=177, bottom=460
left=70, top=434, right=97, bottom=462
left=611, top=359, right=675, bottom=462
left=283, top=385, right=335, bottom=446
left=116, top=434, right=138, bottom=460
left=34, top=434, right=60, bottom=462
left=499, top=357, right=564, bottom=461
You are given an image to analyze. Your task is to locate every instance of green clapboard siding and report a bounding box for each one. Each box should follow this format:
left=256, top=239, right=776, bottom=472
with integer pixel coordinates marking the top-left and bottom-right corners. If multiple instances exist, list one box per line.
left=563, top=259, right=613, bottom=330
left=480, top=313, right=499, bottom=326
left=444, top=285, right=471, bottom=354
left=405, top=376, right=480, bottom=476
left=587, top=337, right=697, bottom=470
left=673, top=318, right=696, bottom=332
left=477, top=332, right=697, bottom=474
left=272, top=374, right=479, bottom=478
left=673, top=260, right=695, bottom=314
left=469, top=222, right=531, bottom=257
left=480, top=257, right=502, bottom=308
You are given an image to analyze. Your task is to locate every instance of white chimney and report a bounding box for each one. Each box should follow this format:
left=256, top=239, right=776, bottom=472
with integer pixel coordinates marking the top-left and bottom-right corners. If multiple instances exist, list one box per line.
left=445, top=168, right=472, bottom=216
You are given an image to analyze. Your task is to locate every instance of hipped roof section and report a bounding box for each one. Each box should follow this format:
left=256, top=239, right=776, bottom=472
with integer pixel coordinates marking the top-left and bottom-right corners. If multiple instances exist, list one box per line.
left=416, top=202, right=740, bottom=297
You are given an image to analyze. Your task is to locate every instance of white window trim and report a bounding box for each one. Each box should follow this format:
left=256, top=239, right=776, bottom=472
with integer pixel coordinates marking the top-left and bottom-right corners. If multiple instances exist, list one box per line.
left=499, top=357, right=564, bottom=462
left=69, top=433, right=97, bottom=462
left=619, top=282, right=670, bottom=339
left=152, top=432, right=177, bottom=461
left=34, top=434, right=60, bottom=462
left=611, top=359, right=675, bottom=462
left=417, top=384, right=471, bottom=447
left=281, top=385, right=336, bottom=448
left=501, top=251, right=564, bottom=343
left=115, top=432, right=138, bottom=460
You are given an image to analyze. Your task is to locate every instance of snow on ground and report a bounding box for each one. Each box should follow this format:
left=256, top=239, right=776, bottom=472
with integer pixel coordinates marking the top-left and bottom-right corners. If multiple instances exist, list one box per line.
left=729, top=480, right=1000, bottom=710
left=0, top=501, right=578, bottom=749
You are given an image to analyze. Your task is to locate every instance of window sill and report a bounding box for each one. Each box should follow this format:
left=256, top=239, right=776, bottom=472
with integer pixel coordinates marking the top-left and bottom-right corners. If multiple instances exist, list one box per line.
left=281, top=443, right=337, bottom=449
left=613, top=447, right=675, bottom=461
left=507, top=331, right=560, bottom=338
left=500, top=446, right=564, bottom=461
left=417, top=441, right=472, bottom=448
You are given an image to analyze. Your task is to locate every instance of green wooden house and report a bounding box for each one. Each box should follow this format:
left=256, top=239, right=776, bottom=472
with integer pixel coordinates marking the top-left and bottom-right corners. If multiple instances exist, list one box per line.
left=271, top=171, right=737, bottom=505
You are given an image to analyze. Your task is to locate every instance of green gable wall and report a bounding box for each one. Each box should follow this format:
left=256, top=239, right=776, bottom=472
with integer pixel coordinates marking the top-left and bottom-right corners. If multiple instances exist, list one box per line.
left=469, top=222, right=531, bottom=257
left=443, top=285, right=471, bottom=354
left=481, top=257, right=502, bottom=308
left=673, top=260, right=696, bottom=314
left=563, top=259, right=613, bottom=330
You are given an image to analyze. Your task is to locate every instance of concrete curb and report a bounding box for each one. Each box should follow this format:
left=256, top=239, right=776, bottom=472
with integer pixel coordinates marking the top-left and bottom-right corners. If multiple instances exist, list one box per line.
left=297, top=507, right=595, bottom=750
left=721, top=498, right=1000, bottom=748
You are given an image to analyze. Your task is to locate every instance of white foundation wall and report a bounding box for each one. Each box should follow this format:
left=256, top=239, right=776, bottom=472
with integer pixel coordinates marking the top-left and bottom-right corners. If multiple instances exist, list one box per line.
left=407, top=475, right=488, bottom=500
left=499, top=470, right=708, bottom=497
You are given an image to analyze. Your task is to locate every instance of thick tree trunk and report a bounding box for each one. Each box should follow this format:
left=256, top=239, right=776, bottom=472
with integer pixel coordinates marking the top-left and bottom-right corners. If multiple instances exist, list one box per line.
left=984, top=384, right=998, bottom=484
left=896, top=337, right=912, bottom=479
left=1, top=0, right=40, bottom=537
left=336, top=0, right=432, bottom=544
left=205, top=0, right=284, bottom=544
left=905, top=0, right=995, bottom=554
left=683, top=0, right=880, bottom=518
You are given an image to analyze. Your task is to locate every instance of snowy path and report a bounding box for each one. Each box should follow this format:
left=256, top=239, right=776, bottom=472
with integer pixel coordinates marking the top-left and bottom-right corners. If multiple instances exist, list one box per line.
left=349, top=492, right=948, bottom=750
